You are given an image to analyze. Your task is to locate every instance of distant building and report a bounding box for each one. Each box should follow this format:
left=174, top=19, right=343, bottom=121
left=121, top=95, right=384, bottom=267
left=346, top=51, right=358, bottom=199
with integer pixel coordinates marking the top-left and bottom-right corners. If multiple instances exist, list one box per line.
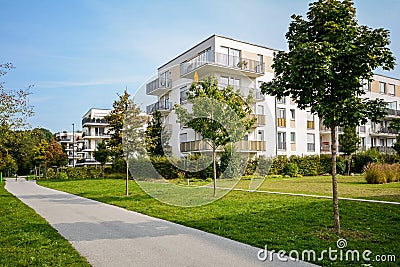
left=55, top=131, right=83, bottom=167
left=78, top=108, right=112, bottom=166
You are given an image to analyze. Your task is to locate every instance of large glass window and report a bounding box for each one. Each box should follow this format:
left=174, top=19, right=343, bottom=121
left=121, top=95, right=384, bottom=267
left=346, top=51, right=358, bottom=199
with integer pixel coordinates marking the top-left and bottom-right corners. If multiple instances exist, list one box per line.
left=307, top=133, right=315, bottom=152
left=277, top=108, right=286, bottom=119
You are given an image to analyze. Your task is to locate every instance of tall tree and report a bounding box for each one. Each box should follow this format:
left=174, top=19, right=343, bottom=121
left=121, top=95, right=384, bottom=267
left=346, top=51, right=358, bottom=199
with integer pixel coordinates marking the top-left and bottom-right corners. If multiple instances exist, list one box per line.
left=261, top=0, right=395, bottom=233
left=175, top=76, right=255, bottom=197
left=0, top=63, right=34, bottom=129
left=339, top=126, right=360, bottom=175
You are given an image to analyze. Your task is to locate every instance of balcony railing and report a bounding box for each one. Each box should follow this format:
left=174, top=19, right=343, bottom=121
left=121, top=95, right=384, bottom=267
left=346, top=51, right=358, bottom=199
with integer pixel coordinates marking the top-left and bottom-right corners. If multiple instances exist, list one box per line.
left=180, top=140, right=266, bottom=153
left=370, top=127, right=398, bottom=135
left=248, top=114, right=267, bottom=126
left=180, top=51, right=265, bottom=77
left=82, top=118, right=108, bottom=125
left=146, top=78, right=172, bottom=95
left=387, top=109, right=400, bottom=117
left=371, top=146, right=395, bottom=154
left=307, top=121, right=315, bottom=129
left=146, top=101, right=172, bottom=114
left=277, top=118, right=286, bottom=127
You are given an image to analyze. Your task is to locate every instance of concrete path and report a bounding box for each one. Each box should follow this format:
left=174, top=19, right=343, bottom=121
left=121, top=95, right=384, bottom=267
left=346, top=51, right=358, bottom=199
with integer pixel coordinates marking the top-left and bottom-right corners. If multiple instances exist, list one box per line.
left=4, top=179, right=317, bottom=267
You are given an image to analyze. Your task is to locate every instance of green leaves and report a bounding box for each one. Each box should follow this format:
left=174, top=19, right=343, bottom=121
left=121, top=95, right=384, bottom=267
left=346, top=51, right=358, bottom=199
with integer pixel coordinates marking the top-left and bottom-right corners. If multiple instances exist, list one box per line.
left=261, top=0, right=395, bottom=129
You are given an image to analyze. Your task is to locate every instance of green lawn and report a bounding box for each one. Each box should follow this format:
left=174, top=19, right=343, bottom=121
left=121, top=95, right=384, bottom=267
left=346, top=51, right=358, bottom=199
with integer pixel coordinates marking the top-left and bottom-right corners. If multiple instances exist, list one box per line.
left=0, top=182, right=90, bottom=267
left=39, top=178, right=400, bottom=267
left=229, top=175, right=400, bottom=202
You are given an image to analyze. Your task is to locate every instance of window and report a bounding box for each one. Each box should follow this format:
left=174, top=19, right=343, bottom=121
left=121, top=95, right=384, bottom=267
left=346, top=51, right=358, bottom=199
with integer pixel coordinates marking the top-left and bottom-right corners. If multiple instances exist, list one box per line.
left=388, top=84, right=395, bottom=96
left=379, top=82, right=386, bottom=94
left=257, top=105, right=264, bottom=115
left=290, top=109, right=295, bottom=120
left=220, top=76, right=240, bottom=88
left=359, top=125, right=366, bottom=133
left=221, top=46, right=241, bottom=67
left=277, top=97, right=286, bottom=104
left=362, top=80, right=370, bottom=92
left=387, top=101, right=397, bottom=110
left=277, top=108, right=286, bottom=119
left=277, top=132, right=286, bottom=150
left=258, top=130, right=264, bottom=141
left=180, top=86, right=188, bottom=103
left=307, top=133, right=315, bottom=152
left=257, top=54, right=264, bottom=72
left=290, top=132, right=296, bottom=143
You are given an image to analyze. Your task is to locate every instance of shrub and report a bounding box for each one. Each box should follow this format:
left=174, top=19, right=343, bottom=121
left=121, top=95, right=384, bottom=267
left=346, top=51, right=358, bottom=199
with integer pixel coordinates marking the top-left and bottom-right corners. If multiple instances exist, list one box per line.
left=364, top=163, right=400, bottom=184
left=353, top=149, right=380, bottom=173
left=46, top=168, right=56, bottom=179
left=268, top=156, right=288, bottom=175
left=56, top=172, right=68, bottom=180
left=283, top=162, right=299, bottom=177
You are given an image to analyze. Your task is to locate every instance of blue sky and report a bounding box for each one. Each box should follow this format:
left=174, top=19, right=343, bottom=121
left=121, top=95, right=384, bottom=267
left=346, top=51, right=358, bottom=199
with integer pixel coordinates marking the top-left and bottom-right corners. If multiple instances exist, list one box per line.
left=1, top=0, right=399, bottom=133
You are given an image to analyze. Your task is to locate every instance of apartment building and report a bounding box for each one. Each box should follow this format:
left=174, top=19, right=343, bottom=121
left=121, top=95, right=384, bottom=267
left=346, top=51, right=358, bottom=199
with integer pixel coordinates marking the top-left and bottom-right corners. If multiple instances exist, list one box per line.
left=55, top=131, right=83, bottom=167
left=78, top=108, right=112, bottom=166
left=145, top=35, right=400, bottom=158
left=145, top=35, right=320, bottom=158
left=320, top=74, right=400, bottom=154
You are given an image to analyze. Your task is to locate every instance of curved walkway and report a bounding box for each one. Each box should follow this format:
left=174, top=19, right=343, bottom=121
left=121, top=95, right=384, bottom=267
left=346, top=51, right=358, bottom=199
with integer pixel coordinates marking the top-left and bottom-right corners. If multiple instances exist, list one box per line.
left=5, top=179, right=316, bottom=267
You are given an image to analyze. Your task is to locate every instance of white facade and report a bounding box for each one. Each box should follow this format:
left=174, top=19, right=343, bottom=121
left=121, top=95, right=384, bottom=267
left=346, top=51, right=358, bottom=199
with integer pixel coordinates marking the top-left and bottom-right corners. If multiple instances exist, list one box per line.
left=55, top=131, right=83, bottom=167
left=79, top=108, right=111, bottom=166
left=146, top=35, right=400, bottom=157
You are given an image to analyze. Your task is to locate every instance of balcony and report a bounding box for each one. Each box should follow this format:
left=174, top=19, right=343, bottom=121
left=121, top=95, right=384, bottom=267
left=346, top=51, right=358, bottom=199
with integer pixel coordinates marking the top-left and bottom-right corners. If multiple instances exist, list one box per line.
left=307, top=121, right=315, bottom=129
left=277, top=118, right=286, bottom=127
left=386, top=109, right=400, bottom=118
left=82, top=118, right=108, bottom=126
left=370, top=127, right=398, bottom=137
left=371, top=146, right=395, bottom=154
left=179, top=140, right=266, bottom=153
left=146, top=77, right=172, bottom=96
left=146, top=101, right=172, bottom=114
left=248, top=114, right=267, bottom=127
left=180, top=51, right=265, bottom=79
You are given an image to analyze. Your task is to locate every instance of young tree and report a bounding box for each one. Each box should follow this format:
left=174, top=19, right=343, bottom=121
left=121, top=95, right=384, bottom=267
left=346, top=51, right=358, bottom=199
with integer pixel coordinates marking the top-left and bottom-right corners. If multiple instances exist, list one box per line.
left=122, top=100, right=146, bottom=195
left=261, top=0, right=395, bottom=233
left=175, top=76, right=255, bottom=197
left=105, top=90, right=131, bottom=161
left=339, top=126, right=360, bottom=175
left=93, top=141, right=110, bottom=173
left=0, top=63, right=34, bottom=129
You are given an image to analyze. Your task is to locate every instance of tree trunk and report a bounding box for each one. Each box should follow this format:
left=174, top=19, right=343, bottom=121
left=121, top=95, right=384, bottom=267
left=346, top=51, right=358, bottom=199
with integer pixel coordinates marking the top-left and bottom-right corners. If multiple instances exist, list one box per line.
left=331, top=125, right=341, bottom=234
left=347, top=155, right=352, bottom=176
left=212, top=146, right=217, bottom=197
left=125, top=159, right=129, bottom=196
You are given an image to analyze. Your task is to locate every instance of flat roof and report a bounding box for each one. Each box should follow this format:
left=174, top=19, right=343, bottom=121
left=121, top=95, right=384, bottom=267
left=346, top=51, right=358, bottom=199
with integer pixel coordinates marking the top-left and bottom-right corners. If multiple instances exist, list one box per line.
left=158, top=34, right=279, bottom=70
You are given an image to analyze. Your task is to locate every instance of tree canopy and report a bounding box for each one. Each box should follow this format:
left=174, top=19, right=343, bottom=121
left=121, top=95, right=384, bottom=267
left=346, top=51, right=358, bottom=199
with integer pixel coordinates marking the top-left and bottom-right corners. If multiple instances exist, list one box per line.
left=261, top=0, right=395, bottom=234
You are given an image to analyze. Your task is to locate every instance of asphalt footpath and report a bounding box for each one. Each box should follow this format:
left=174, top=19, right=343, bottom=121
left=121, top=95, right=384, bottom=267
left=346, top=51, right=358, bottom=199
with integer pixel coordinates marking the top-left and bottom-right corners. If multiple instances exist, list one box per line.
left=5, top=179, right=317, bottom=267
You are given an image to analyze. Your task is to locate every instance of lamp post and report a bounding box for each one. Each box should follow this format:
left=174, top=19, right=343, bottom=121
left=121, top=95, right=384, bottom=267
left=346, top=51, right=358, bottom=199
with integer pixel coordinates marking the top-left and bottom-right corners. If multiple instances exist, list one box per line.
left=72, top=123, right=75, bottom=167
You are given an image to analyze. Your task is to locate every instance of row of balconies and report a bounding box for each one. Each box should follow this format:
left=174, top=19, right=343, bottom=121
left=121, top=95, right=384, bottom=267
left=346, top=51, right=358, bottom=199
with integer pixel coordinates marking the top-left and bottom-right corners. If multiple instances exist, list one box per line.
left=180, top=140, right=267, bottom=153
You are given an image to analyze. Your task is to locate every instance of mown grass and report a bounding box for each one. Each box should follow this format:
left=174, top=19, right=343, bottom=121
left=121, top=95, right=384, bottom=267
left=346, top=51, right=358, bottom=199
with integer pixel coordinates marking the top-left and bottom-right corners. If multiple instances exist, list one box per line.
left=0, top=182, right=90, bottom=267
left=39, top=178, right=400, bottom=267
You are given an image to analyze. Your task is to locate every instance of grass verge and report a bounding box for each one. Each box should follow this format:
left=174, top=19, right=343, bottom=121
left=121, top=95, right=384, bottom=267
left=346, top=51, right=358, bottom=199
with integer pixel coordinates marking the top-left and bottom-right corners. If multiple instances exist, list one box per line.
left=0, top=181, right=90, bottom=267
left=39, top=179, right=400, bottom=267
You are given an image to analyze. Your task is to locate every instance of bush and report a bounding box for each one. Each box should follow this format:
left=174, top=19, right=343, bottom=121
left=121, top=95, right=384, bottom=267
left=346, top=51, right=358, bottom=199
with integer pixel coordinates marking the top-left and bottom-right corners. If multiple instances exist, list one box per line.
left=353, top=149, right=380, bottom=173
left=56, top=172, right=68, bottom=180
left=364, top=163, right=400, bottom=184
left=283, top=162, right=299, bottom=177
left=268, top=156, right=288, bottom=175
left=46, top=168, right=56, bottom=179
